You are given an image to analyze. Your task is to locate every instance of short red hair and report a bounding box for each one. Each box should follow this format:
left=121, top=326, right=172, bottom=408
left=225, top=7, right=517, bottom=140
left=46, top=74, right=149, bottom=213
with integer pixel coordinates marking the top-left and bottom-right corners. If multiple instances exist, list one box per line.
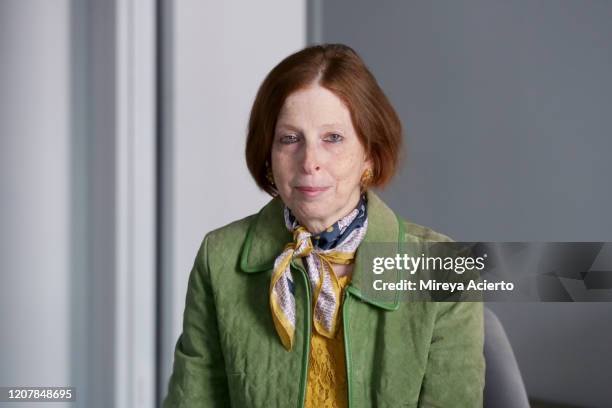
left=246, top=43, right=403, bottom=196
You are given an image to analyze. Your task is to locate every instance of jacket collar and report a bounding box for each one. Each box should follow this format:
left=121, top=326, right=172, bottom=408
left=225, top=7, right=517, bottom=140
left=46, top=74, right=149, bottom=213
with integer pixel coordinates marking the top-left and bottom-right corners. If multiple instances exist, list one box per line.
left=239, top=190, right=404, bottom=310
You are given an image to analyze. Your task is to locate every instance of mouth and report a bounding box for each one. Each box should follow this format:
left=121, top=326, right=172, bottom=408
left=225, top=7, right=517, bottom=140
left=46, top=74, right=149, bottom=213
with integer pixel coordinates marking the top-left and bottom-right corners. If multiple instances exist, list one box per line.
left=295, top=186, right=330, bottom=197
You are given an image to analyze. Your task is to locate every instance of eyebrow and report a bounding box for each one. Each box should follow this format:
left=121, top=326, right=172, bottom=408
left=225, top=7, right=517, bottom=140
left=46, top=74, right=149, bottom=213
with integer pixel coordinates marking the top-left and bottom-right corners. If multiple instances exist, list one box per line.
left=275, top=123, right=301, bottom=132
left=275, top=123, right=345, bottom=131
left=320, top=123, right=345, bottom=129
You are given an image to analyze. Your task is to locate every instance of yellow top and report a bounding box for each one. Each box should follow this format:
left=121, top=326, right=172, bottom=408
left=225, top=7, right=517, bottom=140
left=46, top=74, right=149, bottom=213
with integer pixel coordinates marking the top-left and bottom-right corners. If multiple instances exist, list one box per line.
left=304, top=273, right=351, bottom=408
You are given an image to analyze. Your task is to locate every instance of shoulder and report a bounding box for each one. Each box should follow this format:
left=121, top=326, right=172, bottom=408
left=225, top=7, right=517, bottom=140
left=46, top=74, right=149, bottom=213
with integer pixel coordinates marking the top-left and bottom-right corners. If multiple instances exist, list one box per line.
left=400, top=217, right=455, bottom=243
left=203, top=213, right=256, bottom=250
left=194, top=213, right=257, bottom=267
left=206, top=213, right=256, bottom=245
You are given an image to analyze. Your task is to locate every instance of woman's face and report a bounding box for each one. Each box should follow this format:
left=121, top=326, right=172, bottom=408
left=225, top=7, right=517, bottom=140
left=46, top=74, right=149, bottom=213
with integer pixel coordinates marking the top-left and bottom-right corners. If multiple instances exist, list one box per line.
left=271, top=84, right=371, bottom=234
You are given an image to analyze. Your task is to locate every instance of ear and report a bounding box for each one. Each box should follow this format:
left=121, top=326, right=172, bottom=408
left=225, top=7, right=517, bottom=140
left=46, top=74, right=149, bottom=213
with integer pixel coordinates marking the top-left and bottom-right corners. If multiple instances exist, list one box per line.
left=364, top=155, right=374, bottom=172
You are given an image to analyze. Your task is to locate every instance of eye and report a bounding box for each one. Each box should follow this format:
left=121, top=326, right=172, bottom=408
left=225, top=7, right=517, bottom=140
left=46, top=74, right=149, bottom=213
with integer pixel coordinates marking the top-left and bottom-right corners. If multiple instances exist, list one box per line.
left=279, top=134, right=300, bottom=144
left=324, top=133, right=344, bottom=143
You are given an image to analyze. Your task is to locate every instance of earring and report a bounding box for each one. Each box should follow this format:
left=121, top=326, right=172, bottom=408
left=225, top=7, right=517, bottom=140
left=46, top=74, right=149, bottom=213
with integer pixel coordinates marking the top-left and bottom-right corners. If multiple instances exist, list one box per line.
left=360, top=168, right=373, bottom=190
left=265, top=162, right=275, bottom=186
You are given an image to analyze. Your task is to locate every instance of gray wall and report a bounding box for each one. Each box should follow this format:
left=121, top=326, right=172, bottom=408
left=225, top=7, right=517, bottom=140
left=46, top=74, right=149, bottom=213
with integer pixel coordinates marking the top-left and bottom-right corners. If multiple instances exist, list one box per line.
left=317, top=0, right=612, bottom=406
left=0, top=1, right=76, bottom=407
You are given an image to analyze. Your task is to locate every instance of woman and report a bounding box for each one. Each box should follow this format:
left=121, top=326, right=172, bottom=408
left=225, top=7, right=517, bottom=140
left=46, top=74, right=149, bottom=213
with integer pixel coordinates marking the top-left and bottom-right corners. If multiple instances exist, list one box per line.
left=163, top=44, right=484, bottom=408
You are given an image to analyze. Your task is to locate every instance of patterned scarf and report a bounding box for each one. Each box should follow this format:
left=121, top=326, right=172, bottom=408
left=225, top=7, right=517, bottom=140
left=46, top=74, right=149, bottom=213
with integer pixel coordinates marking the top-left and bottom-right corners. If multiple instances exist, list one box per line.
left=269, top=194, right=368, bottom=351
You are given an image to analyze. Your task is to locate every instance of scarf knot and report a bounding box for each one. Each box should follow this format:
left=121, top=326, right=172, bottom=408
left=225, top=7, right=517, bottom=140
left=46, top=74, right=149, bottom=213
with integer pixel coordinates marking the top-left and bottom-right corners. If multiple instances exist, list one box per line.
left=288, top=226, right=313, bottom=258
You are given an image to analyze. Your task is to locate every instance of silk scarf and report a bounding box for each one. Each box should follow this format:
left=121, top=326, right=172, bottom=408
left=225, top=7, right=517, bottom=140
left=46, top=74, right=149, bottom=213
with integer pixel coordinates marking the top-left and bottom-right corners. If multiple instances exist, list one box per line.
left=269, top=194, right=368, bottom=351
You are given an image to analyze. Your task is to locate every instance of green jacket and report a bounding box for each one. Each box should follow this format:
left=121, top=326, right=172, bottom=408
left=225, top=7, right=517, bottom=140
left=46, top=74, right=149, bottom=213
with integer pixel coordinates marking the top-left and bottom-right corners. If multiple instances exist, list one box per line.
left=163, top=191, right=485, bottom=407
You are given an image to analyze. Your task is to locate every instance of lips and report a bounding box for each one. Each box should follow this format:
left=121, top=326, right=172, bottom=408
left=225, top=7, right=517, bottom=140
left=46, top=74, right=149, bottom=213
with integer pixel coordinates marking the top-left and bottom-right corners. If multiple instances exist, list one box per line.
left=295, top=186, right=330, bottom=197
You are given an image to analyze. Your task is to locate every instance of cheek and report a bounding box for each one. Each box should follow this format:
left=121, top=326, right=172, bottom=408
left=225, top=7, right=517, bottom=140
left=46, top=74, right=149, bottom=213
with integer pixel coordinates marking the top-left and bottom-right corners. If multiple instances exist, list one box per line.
left=330, top=149, right=365, bottom=185
left=336, top=170, right=361, bottom=193
left=271, top=151, right=295, bottom=185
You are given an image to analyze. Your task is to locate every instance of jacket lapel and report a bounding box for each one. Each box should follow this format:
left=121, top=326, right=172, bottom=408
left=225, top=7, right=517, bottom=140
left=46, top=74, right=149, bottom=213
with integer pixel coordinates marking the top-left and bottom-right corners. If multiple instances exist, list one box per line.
left=348, top=191, right=404, bottom=310
left=239, top=190, right=404, bottom=311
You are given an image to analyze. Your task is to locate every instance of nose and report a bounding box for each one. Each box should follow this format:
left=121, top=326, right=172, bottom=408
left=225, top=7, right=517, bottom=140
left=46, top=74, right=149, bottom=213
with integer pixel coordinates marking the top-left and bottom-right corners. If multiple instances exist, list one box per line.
left=300, top=141, right=321, bottom=174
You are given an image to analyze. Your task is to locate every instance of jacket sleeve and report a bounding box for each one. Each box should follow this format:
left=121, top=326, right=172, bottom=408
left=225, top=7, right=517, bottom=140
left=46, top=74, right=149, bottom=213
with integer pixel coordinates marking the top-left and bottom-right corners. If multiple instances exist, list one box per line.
left=163, top=234, right=232, bottom=407
left=418, top=301, right=485, bottom=408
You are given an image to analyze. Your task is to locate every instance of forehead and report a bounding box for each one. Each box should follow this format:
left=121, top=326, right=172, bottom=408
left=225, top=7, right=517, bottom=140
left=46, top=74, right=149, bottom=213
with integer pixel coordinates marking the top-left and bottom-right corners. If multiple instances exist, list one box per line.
left=277, top=84, right=352, bottom=127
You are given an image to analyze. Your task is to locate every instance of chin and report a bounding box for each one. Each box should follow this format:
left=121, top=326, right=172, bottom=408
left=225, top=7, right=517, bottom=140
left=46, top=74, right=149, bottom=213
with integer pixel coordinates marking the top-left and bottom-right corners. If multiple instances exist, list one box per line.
left=291, top=199, right=329, bottom=221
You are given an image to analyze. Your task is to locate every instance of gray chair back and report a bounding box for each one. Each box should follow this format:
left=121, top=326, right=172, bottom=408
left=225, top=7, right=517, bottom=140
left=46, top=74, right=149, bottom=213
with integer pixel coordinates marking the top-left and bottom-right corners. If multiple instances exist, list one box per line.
left=484, top=307, right=530, bottom=408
